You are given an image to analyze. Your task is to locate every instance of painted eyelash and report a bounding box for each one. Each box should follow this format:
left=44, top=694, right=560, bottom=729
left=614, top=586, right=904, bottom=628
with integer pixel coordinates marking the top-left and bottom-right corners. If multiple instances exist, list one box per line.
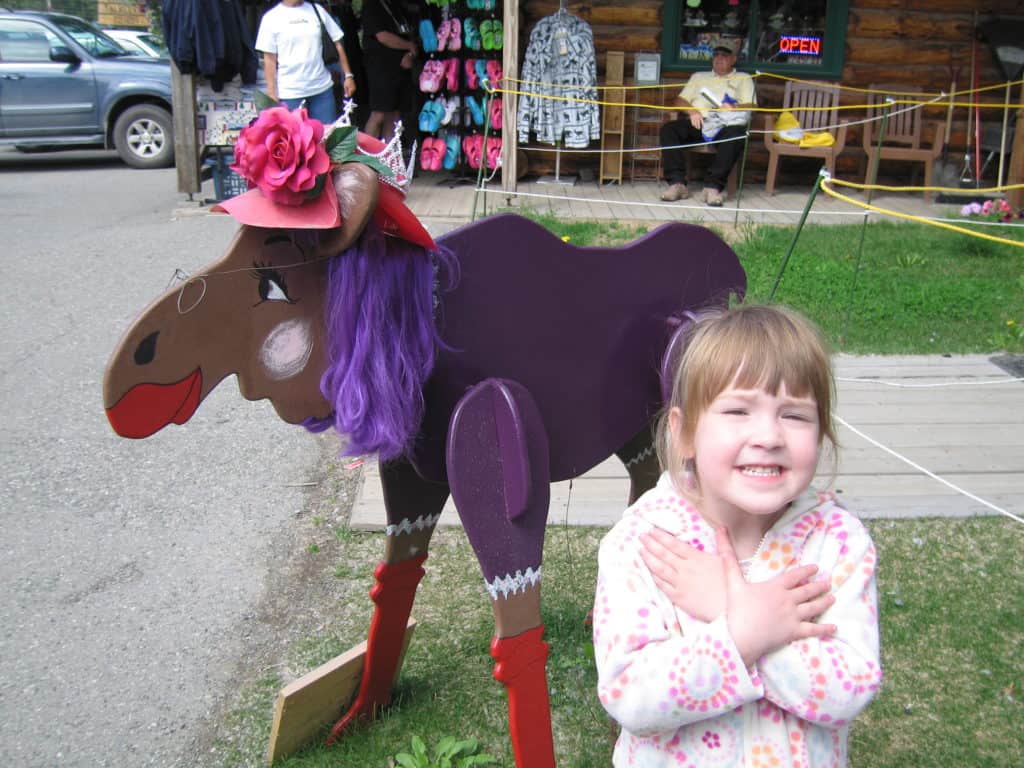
left=250, top=262, right=296, bottom=304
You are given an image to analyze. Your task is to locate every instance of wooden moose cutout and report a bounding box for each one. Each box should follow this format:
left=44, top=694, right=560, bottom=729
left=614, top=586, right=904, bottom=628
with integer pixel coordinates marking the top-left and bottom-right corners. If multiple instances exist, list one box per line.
left=103, top=120, right=746, bottom=766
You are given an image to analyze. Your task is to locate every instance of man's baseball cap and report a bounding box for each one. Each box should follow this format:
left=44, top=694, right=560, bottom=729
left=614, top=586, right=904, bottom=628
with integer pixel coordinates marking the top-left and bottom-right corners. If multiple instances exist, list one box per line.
left=712, top=43, right=736, bottom=55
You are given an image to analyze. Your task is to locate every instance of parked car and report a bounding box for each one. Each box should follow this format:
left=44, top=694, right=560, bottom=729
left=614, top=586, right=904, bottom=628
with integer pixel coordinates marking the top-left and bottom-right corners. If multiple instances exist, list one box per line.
left=103, top=28, right=168, bottom=59
left=0, top=10, right=174, bottom=168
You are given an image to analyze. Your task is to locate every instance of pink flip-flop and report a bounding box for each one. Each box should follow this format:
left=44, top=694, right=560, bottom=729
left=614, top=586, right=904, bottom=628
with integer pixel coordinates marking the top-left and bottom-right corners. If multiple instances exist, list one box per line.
left=486, top=136, right=502, bottom=169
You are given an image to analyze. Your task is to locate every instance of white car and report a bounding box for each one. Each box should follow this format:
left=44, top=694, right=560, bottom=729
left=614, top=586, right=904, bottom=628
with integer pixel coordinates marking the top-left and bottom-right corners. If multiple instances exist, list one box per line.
left=104, top=28, right=167, bottom=58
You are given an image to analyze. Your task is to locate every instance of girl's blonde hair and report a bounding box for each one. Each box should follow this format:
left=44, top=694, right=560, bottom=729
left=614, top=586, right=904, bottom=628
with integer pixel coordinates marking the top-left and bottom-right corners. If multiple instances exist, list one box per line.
left=656, top=304, right=838, bottom=491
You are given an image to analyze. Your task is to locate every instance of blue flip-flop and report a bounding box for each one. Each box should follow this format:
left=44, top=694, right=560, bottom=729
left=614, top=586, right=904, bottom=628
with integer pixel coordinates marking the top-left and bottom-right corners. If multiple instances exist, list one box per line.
left=443, top=132, right=460, bottom=169
left=466, top=94, right=485, bottom=126
left=419, top=19, right=438, bottom=53
left=462, top=17, right=482, bottom=50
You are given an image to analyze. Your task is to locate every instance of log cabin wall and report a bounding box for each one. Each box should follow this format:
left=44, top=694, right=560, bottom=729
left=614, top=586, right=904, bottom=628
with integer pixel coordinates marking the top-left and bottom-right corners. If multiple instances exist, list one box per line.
left=516, top=0, right=1023, bottom=185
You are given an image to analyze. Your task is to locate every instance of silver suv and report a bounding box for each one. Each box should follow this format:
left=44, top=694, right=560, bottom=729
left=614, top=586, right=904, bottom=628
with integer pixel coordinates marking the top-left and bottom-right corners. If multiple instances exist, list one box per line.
left=0, top=10, right=174, bottom=168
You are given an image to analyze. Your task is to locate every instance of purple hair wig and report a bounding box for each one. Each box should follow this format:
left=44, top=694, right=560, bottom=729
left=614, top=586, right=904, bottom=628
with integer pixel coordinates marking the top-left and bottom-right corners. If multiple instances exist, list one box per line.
left=304, top=220, right=451, bottom=460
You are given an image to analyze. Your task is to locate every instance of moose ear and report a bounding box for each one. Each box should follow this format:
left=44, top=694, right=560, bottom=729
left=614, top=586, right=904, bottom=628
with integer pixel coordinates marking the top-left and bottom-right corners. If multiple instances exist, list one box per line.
left=318, top=162, right=380, bottom=258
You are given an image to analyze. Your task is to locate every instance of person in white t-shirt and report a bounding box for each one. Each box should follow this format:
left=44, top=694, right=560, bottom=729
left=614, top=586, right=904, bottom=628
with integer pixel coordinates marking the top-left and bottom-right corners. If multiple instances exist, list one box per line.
left=256, top=0, right=357, bottom=125
left=658, top=43, right=756, bottom=207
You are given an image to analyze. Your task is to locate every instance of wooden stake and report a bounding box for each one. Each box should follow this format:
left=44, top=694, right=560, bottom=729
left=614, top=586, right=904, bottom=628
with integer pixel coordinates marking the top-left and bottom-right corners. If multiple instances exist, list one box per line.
left=265, top=618, right=417, bottom=765
left=1009, top=81, right=1024, bottom=210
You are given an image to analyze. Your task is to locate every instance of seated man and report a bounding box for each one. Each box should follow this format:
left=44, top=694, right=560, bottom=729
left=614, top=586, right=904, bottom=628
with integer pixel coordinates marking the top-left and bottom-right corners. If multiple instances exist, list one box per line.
left=658, top=43, right=756, bottom=206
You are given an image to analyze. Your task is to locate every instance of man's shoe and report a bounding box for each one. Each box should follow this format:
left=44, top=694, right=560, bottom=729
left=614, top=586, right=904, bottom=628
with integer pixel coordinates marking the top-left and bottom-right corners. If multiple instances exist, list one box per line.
left=660, top=183, right=689, bottom=202
left=703, top=187, right=724, bottom=207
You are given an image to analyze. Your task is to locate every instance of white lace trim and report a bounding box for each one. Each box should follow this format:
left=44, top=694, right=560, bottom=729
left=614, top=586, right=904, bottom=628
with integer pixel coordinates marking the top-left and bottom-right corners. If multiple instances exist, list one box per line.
left=485, top=566, right=543, bottom=600
left=624, top=443, right=655, bottom=468
left=385, top=512, right=441, bottom=537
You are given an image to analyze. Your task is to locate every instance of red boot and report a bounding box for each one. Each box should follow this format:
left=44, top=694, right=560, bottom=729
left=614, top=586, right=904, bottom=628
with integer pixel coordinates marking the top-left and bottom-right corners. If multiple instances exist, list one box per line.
left=490, top=625, right=556, bottom=768
left=327, top=553, right=427, bottom=743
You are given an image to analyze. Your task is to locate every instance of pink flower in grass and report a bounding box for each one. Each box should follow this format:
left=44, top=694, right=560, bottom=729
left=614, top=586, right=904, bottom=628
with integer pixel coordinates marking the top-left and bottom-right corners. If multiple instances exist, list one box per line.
left=232, top=105, right=330, bottom=206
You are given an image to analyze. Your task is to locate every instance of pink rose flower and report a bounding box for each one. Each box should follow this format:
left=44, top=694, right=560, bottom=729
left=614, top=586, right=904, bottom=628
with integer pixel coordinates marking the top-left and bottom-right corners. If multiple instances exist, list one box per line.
left=231, top=105, right=330, bottom=206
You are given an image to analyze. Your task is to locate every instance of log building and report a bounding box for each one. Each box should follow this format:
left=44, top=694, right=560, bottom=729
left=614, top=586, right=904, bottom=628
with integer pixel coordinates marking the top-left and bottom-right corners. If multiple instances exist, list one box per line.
left=511, top=0, right=1024, bottom=186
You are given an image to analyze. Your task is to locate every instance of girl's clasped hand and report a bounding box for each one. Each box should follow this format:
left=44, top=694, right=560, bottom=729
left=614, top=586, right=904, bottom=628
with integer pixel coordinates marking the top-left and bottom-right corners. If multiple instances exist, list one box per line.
left=640, top=525, right=837, bottom=667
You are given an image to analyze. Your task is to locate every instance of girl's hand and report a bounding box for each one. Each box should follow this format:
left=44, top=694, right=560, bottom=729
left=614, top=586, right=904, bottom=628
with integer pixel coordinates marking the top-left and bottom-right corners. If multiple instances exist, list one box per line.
left=400, top=50, right=415, bottom=69
left=343, top=77, right=356, bottom=98
left=639, top=528, right=725, bottom=622
left=717, top=527, right=837, bottom=668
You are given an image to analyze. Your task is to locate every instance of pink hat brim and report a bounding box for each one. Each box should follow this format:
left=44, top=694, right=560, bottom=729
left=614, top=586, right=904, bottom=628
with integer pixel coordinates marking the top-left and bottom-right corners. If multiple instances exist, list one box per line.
left=212, top=182, right=341, bottom=229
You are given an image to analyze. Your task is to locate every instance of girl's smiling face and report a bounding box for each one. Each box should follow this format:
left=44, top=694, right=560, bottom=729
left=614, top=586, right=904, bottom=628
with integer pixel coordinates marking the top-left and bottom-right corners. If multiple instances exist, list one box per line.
left=677, top=382, right=822, bottom=528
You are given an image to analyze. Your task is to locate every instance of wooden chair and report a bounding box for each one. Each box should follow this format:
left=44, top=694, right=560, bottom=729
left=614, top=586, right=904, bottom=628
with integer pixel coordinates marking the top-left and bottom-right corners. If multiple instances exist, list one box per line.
left=860, top=84, right=945, bottom=200
left=763, top=80, right=848, bottom=195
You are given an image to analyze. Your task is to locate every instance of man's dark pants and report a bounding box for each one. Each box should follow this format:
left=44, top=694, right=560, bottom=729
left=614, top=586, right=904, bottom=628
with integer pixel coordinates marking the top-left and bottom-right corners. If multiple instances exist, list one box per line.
left=659, top=120, right=747, bottom=192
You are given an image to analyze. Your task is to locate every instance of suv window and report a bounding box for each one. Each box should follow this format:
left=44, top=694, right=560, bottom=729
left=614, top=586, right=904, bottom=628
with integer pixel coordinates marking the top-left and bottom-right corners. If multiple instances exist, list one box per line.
left=0, top=19, right=61, bottom=62
left=47, top=15, right=127, bottom=58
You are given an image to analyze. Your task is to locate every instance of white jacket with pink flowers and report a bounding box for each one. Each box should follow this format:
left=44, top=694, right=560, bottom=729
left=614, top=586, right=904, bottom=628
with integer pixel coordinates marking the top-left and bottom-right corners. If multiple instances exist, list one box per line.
left=593, top=473, right=882, bottom=767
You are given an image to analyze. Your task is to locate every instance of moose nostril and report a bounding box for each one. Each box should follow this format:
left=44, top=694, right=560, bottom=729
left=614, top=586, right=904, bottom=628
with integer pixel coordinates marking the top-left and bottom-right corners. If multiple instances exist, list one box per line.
left=134, top=332, right=159, bottom=365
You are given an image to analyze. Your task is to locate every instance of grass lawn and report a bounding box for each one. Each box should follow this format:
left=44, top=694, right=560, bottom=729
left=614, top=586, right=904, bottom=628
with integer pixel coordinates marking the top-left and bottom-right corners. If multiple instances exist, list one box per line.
left=225, top=516, right=1023, bottom=768
left=505, top=211, right=1024, bottom=354
left=207, top=215, right=1023, bottom=767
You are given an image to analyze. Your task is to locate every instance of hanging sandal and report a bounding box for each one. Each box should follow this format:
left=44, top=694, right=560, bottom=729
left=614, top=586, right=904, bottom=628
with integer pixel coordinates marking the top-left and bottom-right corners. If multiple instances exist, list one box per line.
left=489, top=98, right=502, bottom=130
left=462, top=17, right=481, bottom=50
left=440, top=94, right=460, bottom=126
left=464, top=58, right=479, bottom=89
left=466, top=94, right=485, bottom=126
left=486, top=136, right=502, bottom=169
left=475, top=59, right=490, bottom=90
left=419, top=60, right=443, bottom=93
left=420, top=140, right=437, bottom=171
left=479, top=19, right=494, bottom=50
left=443, top=57, right=460, bottom=92
left=462, top=134, right=483, bottom=169
left=443, top=132, right=461, bottom=169
left=419, top=19, right=438, bottom=52
left=448, top=18, right=462, bottom=51
left=435, top=19, right=451, bottom=51
left=485, top=59, right=503, bottom=87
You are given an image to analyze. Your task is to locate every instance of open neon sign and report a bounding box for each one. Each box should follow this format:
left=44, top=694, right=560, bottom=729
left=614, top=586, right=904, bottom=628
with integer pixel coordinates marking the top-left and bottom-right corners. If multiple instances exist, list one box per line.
left=779, top=35, right=822, bottom=55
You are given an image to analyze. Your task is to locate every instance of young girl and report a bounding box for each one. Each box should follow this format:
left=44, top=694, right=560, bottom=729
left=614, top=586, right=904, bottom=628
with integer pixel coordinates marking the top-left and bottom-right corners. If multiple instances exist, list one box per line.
left=593, top=304, right=881, bottom=767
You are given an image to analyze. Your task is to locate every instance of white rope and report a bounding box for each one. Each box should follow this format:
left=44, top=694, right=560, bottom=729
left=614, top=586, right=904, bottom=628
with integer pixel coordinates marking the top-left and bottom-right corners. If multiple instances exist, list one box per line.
left=478, top=186, right=885, bottom=219
left=475, top=182, right=1024, bottom=229
left=520, top=133, right=747, bottom=155
left=835, top=415, right=1024, bottom=525
left=836, top=375, right=1024, bottom=388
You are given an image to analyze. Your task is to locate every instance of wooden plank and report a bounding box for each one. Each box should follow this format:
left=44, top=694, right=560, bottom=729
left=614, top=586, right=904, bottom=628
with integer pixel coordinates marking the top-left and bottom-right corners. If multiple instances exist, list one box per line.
left=170, top=61, right=201, bottom=195
left=501, top=0, right=519, bottom=195
left=265, top=618, right=417, bottom=765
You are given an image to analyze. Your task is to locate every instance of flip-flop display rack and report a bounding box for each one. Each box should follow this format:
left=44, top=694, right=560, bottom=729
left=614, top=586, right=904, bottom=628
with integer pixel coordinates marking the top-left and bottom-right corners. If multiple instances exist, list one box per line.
left=417, top=0, right=504, bottom=178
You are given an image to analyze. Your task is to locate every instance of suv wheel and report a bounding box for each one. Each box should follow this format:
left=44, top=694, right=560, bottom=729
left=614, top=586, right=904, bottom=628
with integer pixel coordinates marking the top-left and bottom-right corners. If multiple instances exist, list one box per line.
left=114, top=105, right=174, bottom=169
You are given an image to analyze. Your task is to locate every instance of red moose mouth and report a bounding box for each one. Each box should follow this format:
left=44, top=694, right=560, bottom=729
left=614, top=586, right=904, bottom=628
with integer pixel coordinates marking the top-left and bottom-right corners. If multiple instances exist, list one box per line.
left=105, top=369, right=203, bottom=439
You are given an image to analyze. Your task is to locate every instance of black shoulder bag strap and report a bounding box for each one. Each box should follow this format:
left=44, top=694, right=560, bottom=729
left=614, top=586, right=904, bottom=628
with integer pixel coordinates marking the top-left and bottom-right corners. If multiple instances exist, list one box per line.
left=314, top=3, right=340, bottom=64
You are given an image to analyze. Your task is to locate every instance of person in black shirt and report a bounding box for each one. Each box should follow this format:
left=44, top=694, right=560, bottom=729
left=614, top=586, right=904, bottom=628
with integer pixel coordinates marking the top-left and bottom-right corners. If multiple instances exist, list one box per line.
left=361, top=0, right=418, bottom=141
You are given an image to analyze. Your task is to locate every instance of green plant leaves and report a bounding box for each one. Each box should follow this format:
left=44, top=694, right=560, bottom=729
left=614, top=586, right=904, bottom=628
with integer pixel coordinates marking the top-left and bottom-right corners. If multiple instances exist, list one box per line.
left=390, top=735, right=497, bottom=768
left=325, top=125, right=393, bottom=178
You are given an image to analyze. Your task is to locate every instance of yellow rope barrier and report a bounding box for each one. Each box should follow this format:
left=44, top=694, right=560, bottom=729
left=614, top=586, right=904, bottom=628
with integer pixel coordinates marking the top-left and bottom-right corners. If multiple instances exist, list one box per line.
left=818, top=177, right=1024, bottom=248
left=828, top=177, right=1024, bottom=195
left=491, top=83, right=1019, bottom=113
left=757, top=71, right=1024, bottom=98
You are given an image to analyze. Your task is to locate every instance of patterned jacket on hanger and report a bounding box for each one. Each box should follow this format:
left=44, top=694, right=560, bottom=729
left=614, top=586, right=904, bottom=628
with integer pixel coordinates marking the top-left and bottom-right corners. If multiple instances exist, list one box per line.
left=516, top=12, right=599, bottom=148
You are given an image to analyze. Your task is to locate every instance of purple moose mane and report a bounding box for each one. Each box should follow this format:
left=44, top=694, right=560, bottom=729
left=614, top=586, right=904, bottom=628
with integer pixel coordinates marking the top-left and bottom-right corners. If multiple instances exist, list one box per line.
left=303, top=219, right=451, bottom=461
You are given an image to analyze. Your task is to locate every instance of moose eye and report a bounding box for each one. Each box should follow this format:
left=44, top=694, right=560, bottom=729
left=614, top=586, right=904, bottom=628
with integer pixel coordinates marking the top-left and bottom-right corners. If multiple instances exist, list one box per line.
left=251, top=265, right=296, bottom=305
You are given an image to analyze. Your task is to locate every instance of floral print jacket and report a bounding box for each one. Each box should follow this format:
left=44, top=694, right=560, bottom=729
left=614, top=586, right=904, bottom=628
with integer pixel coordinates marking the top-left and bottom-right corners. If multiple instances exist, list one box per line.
left=593, top=473, right=882, bottom=767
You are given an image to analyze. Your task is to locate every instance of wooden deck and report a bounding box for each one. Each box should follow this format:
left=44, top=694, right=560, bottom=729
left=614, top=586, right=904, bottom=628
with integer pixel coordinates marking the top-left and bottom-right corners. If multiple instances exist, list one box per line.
left=349, top=355, right=1024, bottom=529
left=405, top=175, right=965, bottom=233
